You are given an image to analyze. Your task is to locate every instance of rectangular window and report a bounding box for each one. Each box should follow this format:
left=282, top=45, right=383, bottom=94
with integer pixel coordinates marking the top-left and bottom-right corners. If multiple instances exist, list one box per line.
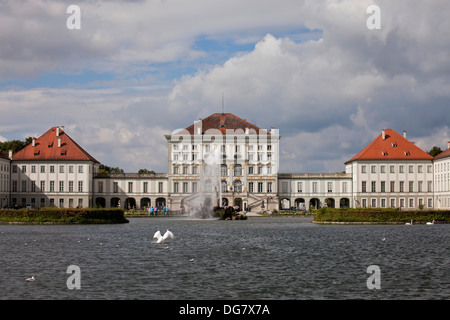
left=78, top=166, right=83, bottom=173
left=390, top=198, right=396, bottom=208
left=40, top=181, right=45, bottom=192
left=362, top=181, right=367, bottom=193
left=183, top=182, right=188, bottom=193
left=59, top=181, right=64, bottom=192
left=249, top=182, right=254, bottom=193
left=59, top=165, right=64, bottom=173
left=258, top=182, right=263, bottom=193
left=50, top=181, right=55, bottom=192
left=40, top=166, right=45, bottom=173
left=158, top=182, right=163, bottom=193
left=390, top=181, right=395, bottom=192
left=69, top=165, right=74, bottom=173
left=390, top=165, right=395, bottom=173
left=143, top=182, right=148, bottom=193
left=371, top=165, right=376, bottom=173
left=31, top=165, right=36, bottom=173
left=400, top=181, right=404, bottom=192
left=69, top=181, right=74, bottom=192
left=174, top=182, right=179, bottom=193
left=328, top=182, right=333, bottom=193
left=98, top=181, right=104, bottom=193
left=267, top=182, right=273, bottom=193
left=50, top=165, right=55, bottom=173
left=78, top=181, right=83, bottom=192
left=297, top=182, right=303, bottom=193
left=381, top=181, right=386, bottom=192
left=312, top=182, right=318, bottom=193
left=128, top=182, right=133, bottom=193
left=371, top=199, right=376, bottom=208
left=371, top=181, right=376, bottom=192
left=409, top=181, right=414, bottom=192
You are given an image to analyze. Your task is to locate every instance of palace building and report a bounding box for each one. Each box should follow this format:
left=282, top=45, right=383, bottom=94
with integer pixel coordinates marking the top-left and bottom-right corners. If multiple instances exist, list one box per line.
left=3, top=113, right=449, bottom=211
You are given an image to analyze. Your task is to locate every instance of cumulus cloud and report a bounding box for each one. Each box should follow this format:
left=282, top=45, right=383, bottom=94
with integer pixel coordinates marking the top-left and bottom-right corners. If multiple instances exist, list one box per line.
left=0, top=0, right=449, bottom=173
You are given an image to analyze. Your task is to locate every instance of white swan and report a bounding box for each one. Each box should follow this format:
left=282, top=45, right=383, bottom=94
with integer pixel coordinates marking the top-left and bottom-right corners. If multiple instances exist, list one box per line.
left=426, top=220, right=435, bottom=225
left=405, top=220, right=413, bottom=225
left=25, top=276, right=35, bottom=282
left=154, top=229, right=174, bottom=243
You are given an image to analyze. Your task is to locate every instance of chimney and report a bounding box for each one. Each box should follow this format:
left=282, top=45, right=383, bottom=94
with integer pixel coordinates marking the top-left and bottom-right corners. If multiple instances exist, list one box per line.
left=448, top=141, right=450, bottom=150
left=403, top=130, right=406, bottom=139
left=58, top=138, right=61, bottom=148
left=382, top=129, right=386, bottom=140
left=61, top=126, right=64, bottom=132
left=56, top=127, right=60, bottom=136
left=8, top=149, right=12, bottom=160
left=245, top=127, right=249, bottom=134
left=32, top=138, right=36, bottom=147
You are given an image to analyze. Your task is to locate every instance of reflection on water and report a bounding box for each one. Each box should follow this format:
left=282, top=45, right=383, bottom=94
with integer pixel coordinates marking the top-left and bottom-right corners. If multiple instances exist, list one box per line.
left=0, top=217, right=448, bottom=300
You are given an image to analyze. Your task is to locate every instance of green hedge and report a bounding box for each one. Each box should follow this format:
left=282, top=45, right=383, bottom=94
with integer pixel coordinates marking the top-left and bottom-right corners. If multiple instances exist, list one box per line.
left=314, top=208, right=450, bottom=223
left=0, top=207, right=129, bottom=224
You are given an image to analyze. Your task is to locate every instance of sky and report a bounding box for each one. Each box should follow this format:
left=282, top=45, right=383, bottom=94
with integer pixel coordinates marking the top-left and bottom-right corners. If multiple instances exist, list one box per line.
left=1, top=0, right=449, bottom=173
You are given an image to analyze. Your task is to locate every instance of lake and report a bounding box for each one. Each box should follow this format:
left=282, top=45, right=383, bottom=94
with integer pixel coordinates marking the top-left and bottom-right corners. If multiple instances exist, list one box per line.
left=0, top=217, right=448, bottom=300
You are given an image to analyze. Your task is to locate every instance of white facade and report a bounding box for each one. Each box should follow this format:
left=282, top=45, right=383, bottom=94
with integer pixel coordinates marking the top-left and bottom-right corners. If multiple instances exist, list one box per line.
left=345, top=160, right=434, bottom=210
left=93, top=173, right=169, bottom=209
left=4, top=122, right=450, bottom=212
left=278, top=173, right=353, bottom=210
left=0, top=153, right=10, bottom=208
left=10, top=161, right=99, bottom=208
left=165, top=121, right=281, bottom=211
left=433, top=143, right=450, bottom=209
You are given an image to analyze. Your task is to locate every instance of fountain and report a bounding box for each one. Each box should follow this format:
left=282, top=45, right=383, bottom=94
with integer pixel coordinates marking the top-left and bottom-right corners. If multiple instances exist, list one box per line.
left=186, top=145, right=222, bottom=219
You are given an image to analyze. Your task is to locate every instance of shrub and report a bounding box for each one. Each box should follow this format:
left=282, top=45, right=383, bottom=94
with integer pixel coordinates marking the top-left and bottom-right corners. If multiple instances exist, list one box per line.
left=0, top=208, right=128, bottom=224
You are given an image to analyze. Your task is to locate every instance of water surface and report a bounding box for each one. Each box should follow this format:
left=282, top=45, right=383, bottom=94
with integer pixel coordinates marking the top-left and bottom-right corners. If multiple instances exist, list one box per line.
left=0, top=217, right=448, bottom=299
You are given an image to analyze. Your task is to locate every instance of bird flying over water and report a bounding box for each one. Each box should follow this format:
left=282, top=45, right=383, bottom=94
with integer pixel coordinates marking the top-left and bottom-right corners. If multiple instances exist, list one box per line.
left=154, top=229, right=174, bottom=243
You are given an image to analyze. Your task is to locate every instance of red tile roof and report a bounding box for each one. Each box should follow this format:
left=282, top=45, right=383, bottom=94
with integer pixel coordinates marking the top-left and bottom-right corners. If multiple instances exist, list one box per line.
left=12, top=127, right=99, bottom=163
left=434, top=147, right=450, bottom=160
left=345, top=129, right=433, bottom=163
left=184, top=113, right=269, bottom=135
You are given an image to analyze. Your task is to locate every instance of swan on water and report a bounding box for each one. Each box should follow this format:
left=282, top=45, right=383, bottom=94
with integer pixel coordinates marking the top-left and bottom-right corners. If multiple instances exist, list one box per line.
left=426, top=220, right=435, bottom=225
left=25, top=276, right=35, bottom=282
left=405, top=220, right=413, bottom=225
left=154, top=229, right=174, bottom=243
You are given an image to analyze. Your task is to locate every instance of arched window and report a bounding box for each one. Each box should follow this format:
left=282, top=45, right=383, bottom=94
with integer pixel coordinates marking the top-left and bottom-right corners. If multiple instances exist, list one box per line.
left=233, top=180, right=242, bottom=192
left=234, top=164, right=242, bottom=176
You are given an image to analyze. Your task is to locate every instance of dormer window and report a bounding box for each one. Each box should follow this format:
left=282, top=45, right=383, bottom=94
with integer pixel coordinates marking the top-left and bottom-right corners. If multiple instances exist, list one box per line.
left=392, top=142, right=397, bottom=148
left=405, top=151, right=410, bottom=156
left=382, top=151, right=388, bottom=156
left=34, top=150, right=40, bottom=156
